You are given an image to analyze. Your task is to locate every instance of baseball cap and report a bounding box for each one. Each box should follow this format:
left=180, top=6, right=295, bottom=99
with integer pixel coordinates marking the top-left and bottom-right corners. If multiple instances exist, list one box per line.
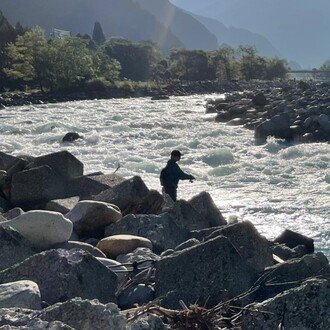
left=171, top=150, right=183, bottom=157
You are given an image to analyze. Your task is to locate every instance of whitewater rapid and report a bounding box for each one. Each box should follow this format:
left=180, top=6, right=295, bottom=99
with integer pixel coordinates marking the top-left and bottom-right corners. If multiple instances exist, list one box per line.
left=0, top=95, right=329, bottom=257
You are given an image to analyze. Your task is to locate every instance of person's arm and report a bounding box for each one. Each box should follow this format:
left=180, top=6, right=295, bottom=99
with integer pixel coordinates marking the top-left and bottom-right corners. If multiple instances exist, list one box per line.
left=174, top=163, right=195, bottom=181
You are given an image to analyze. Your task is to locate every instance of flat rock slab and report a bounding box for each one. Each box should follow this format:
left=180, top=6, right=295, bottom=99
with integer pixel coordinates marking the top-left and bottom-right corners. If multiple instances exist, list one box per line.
left=155, top=235, right=259, bottom=308
left=0, top=249, right=117, bottom=305
left=0, top=280, right=41, bottom=310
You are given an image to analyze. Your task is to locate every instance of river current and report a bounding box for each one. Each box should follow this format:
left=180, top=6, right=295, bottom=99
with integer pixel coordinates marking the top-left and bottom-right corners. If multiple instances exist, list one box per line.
left=1, top=95, right=329, bottom=257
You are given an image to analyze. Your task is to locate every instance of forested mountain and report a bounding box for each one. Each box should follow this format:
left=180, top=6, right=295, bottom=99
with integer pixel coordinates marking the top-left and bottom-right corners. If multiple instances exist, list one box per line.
left=134, top=0, right=218, bottom=51
left=171, top=0, right=330, bottom=67
left=0, top=0, right=185, bottom=53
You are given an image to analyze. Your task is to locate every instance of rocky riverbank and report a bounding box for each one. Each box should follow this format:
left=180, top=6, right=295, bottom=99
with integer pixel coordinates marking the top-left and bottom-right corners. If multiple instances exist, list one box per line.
left=0, top=80, right=284, bottom=108
left=207, top=80, right=330, bottom=143
left=0, top=150, right=328, bottom=329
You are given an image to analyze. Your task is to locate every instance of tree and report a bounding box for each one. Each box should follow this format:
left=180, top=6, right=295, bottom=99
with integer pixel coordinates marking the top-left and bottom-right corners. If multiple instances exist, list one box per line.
left=320, top=60, right=330, bottom=70
left=92, top=50, right=121, bottom=82
left=92, top=21, right=106, bottom=46
left=265, top=58, right=288, bottom=80
left=239, top=45, right=267, bottom=80
left=4, top=27, right=50, bottom=91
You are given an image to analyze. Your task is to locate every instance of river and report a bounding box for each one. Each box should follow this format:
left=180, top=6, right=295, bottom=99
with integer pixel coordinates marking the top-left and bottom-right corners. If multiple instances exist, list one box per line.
left=1, top=94, right=329, bottom=257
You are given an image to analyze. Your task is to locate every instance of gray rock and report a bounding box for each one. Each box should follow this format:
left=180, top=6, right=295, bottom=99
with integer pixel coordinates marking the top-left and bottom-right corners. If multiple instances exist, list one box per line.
left=25, top=151, right=83, bottom=179
left=207, top=221, right=274, bottom=271
left=174, top=238, right=200, bottom=251
left=274, top=229, right=314, bottom=253
left=37, top=298, right=126, bottom=330
left=116, top=248, right=160, bottom=264
left=271, top=243, right=308, bottom=261
left=0, top=280, right=41, bottom=310
left=2, top=208, right=24, bottom=221
left=105, top=213, right=190, bottom=253
left=0, top=249, right=117, bottom=305
left=93, top=176, right=150, bottom=215
left=190, top=225, right=226, bottom=241
left=43, top=197, right=79, bottom=214
left=155, top=235, right=259, bottom=308
left=252, top=93, right=267, bottom=107
left=127, top=314, right=168, bottom=330
left=10, top=166, right=66, bottom=208
left=188, top=191, right=226, bottom=227
left=52, top=241, right=106, bottom=258
left=62, top=132, right=82, bottom=143
left=3, top=318, right=74, bottom=329
left=160, top=250, right=174, bottom=257
left=0, top=226, right=38, bottom=271
left=0, top=197, right=11, bottom=214
left=118, top=284, right=154, bottom=310
left=240, top=278, right=330, bottom=330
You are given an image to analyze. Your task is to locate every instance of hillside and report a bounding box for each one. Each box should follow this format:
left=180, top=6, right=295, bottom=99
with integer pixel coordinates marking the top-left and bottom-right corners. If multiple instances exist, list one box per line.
left=134, top=0, right=218, bottom=51
left=171, top=0, right=330, bottom=67
left=0, top=0, right=184, bottom=53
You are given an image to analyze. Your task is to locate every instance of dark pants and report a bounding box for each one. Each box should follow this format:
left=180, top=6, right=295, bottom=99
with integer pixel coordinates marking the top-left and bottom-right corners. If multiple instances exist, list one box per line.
left=163, top=185, right=177, bottom=202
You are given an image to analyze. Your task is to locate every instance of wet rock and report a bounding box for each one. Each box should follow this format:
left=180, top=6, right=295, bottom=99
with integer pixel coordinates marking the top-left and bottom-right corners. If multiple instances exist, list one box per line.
left=66, top=200, right=122, bottom=238
left=239, top=278, right=330, bottom=330
left=274, top=229, right=314, bottom=253
left=97, top=235, right=152, bottom=260
left=0, top=280, right=41, bottom=310
left=62, top=132, right=82, bottom=143
left=207, top=221, right=274, bottom=271
left=43, top=197, right=79, bottom=214
left=25, top=151, right=83, bottom=179
left=105, top=213, right=190, bottom=253
left=37, top=298, right=126, bottom=330
left=0, top=249, right=118, bottom=305
left=252, top=93, right=267, bottom=107
left=1, top=211, right=73, bottom=249
left=155, top=235, right=259, bottom=308
left=189, top=191, right=226, bottom=227
left=118, top=284, right=154, bottom=310
left=93, top=176, right=150, bottom=215
left=52, top=241, right=106, bottom=258
left=0, top=226, right=38, bottom=271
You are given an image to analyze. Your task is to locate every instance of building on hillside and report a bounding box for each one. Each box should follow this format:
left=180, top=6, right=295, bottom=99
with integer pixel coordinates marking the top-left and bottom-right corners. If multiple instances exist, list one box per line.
left=51, top=28, right=71, bottom=39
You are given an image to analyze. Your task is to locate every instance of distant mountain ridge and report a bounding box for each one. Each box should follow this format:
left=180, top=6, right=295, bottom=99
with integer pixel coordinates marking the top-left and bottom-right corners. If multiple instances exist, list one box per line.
left=0, top=0, right=185, bottom=53
left=171, top=0, right=330, bottom=67
left=134, top=0, right=218, bottom=50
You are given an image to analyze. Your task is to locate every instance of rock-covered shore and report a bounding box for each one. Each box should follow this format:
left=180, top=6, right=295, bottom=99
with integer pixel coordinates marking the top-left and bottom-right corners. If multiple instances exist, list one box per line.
left=0, top=150, right=329, bottom=329
left=207, top=80, right=330, bottom=143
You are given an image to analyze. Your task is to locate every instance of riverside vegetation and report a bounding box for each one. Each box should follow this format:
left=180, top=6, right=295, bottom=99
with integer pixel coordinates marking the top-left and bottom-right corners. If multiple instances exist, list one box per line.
left=0, top=150, right=328, bottom=329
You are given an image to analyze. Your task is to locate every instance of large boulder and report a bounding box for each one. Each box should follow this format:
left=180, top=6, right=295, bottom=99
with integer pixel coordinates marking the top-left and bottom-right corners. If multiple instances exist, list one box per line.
left=2, top=207, right=24, bottom=220
left=43, top=197, right=79, bottom=214
left=0, top=280, right=41, bottom=310
left=66, top=200, right=122, bottom=238
left=274, top=229, right=314, bottom=253
left=52, top=241, right=106, bottom=258
left=105, top=213, right=190, bottom=253
left=239, top=278, right=330, bottom=330
left=93, top=176, right=150, bottom=215
left=37, top=298, right=126, bottom=330
left=25, top=151, right=83, bottom=179
left=207, top=221, right=274, bottom=271
left=10, top=166, right=66, bottom=208
left=0, top=226, right=38, bottom=271
left=1, top=211, right=73, bottom=249
left=118, top=284, right=154, bottom=310
left=62, top=132, right=83, bottom=143
left=116, top=247, right=160, bottom=265
left=255, top=113, right=292, bottom=143
left=0, top=249, right=118, bottom=305
left=155, top=235, right=259, bottom=308
left=78, top=174, right=125, bottom=199
left=97, top=235, right=152, bottom=259
left=188, top=191, right=226, bottom=227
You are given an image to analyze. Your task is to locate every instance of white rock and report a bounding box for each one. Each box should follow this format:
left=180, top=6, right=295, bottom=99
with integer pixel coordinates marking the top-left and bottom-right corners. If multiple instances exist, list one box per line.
left=0, top=280, right=41, bottom=309
left=1, top=210, right=73, bottom=249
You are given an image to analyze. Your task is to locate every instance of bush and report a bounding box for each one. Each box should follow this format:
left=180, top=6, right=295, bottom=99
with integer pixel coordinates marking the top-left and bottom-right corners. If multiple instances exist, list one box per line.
left=84, top=77, right=111, bottom=92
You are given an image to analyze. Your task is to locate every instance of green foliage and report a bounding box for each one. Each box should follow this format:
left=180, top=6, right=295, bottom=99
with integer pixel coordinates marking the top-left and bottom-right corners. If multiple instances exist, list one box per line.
left=320, top=60, right=330, bottom=70
left=92, top=21, right=106, bottom=46
left=92, top=50, right=121, bottom=82
left=85, top=77, right=111, bottom=92
left=239, top=45, right=267, bottom=80
left=103, top=38, right=161, bottom=81
left=265, top=58, right=288, bottom=80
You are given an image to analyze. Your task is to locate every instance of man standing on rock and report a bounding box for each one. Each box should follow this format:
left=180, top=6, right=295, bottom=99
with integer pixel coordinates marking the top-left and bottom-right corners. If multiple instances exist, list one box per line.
left=160, top=150, right=195, bottom=202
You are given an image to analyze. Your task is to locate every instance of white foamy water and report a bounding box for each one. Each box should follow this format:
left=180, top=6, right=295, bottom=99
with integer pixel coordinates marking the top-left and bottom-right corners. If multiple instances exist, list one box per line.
left=1, top=95, right=329, bottom=257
